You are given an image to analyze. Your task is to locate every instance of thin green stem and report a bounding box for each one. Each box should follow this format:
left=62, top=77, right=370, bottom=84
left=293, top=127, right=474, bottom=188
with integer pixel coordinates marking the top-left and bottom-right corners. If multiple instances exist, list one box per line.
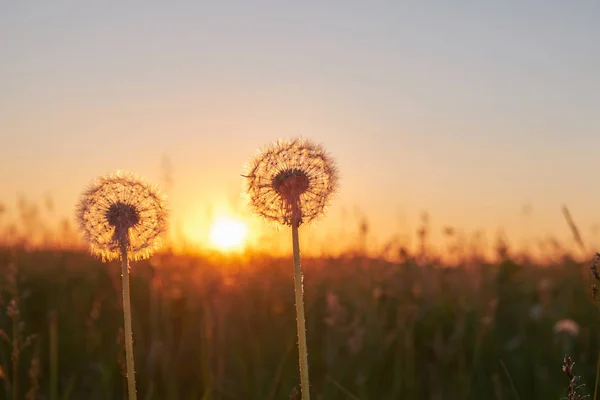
left=11, top=315, right=18, bottom=400
left=49, top=311, right=58, bottom=400
left=499, top=359, right=520, bottom=400
left=120, top=244, right=137, bottom=400
left=291, top=223, right=310, bottom=400
left=594, top=350, right=599, bottom=400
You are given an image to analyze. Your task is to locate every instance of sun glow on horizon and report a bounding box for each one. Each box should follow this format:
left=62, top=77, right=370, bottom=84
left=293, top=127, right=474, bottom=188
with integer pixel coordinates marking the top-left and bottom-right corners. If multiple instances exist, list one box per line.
left=209, top=217, right=248, bottom=251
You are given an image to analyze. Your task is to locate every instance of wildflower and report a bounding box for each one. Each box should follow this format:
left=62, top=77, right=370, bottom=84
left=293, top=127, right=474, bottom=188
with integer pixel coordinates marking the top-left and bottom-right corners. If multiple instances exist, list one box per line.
left=242, top=138, right=339, bottom=400
left=76, top=170, right=168, bottom=400
left=554, top=319, right=580, bottom=337
left=561, top=355, right=590, bottom=400
left=243, top=137, right=339, bottom=227
left=76, top=171, right=168, bottom=261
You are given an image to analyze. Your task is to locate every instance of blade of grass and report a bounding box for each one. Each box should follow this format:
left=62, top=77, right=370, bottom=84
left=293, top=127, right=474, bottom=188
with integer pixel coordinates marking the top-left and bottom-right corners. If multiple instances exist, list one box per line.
left=267, top=337, right=295, bottom=400
left=49, top=311, right=58, bottom=400
left=562, top=205, right=586, bottom=254
left=326, top=375, right=361, bottom=400
left=61, top=375, right=75, bottom=400
left=499, top=359, right=521, bottom=400
left=594, top=351, right=599, bottom=400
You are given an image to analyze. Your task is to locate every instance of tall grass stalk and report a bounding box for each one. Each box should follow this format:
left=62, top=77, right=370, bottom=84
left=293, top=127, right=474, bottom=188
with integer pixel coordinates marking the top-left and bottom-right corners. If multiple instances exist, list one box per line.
left=593, top=351, right=599, bottom=400
left=500, top=359, right=521, bottom=400
left=49, top=311, right=58, bottom=400
left=11, top=307, right=18, bottom=400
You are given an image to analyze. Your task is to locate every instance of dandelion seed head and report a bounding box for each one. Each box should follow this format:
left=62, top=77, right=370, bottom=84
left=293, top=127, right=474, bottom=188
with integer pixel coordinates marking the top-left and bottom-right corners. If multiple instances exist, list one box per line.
left=553, top=319, right=580, bottom=337
left=243, top=137, right=339, bottom=226
left=76, top=171, right=168, bottom=262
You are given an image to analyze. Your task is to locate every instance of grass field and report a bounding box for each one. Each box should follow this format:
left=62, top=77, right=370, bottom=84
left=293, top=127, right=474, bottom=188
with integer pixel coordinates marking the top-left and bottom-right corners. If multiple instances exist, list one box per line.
left=0, top=243, right=597, bottom=400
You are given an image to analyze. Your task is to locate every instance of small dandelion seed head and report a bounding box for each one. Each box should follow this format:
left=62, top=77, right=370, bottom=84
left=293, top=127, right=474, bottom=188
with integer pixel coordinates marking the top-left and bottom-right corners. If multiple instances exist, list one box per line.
left=243, top=137, right=339, bottom=226
left=554, top=319, right=580, bottom=337
left=76, top=170, right=169, bottom=262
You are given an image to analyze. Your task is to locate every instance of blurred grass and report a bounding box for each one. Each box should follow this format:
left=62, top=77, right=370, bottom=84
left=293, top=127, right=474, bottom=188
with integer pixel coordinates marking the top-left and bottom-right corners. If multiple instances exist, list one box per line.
left=0, top=246, right=597, bottom=400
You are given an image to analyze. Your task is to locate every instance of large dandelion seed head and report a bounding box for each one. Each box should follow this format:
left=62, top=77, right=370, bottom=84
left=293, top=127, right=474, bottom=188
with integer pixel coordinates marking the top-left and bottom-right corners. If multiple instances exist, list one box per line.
left=76, top=171, right=169, bottom=262
left=243, top=137, right=339, bottom=226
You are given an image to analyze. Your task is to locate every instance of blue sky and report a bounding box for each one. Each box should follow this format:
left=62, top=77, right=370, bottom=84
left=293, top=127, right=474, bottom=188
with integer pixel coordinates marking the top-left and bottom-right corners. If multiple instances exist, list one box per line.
left=1, top=1, right=599, bottom=253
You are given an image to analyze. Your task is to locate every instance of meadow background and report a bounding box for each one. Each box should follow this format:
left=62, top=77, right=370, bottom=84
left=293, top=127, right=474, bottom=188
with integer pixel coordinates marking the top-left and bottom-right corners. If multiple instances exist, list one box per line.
left=0, top=197, right=597, bottom=400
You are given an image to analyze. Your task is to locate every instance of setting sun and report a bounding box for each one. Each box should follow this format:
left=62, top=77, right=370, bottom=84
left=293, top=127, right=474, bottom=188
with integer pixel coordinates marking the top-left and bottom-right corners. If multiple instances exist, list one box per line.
left=209, top=218, right=248, bottom=251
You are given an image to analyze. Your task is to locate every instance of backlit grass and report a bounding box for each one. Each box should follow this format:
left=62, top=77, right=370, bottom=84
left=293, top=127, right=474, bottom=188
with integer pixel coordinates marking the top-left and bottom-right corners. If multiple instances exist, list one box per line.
left=0, top=245, right=597, bottom=399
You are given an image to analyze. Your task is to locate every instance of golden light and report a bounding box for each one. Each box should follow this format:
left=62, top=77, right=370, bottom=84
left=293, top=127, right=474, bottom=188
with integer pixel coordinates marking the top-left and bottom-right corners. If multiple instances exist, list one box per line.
left=209, top=217, right=248, bottom=251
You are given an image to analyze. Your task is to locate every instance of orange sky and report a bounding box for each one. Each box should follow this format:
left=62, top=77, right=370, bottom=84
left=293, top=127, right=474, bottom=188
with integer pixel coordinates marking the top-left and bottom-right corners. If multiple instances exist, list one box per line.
left=1, top=2, right=600, bottom=258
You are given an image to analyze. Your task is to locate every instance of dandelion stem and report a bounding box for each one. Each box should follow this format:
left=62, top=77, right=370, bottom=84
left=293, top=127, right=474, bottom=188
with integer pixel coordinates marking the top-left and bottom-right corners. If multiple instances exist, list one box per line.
left=120, top=243, right=137, bottom=400
left=291, top=222, right=310, bottom=400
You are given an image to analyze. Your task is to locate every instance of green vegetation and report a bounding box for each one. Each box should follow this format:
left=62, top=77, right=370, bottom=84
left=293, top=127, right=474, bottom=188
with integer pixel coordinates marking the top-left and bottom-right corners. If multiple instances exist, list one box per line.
left=0, top=245, right=597, bottom=399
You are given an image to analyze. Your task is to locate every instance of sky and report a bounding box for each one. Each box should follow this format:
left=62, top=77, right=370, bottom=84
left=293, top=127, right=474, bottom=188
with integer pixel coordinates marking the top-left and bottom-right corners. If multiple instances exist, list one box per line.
left=1, top=1, right=600, bottom=256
